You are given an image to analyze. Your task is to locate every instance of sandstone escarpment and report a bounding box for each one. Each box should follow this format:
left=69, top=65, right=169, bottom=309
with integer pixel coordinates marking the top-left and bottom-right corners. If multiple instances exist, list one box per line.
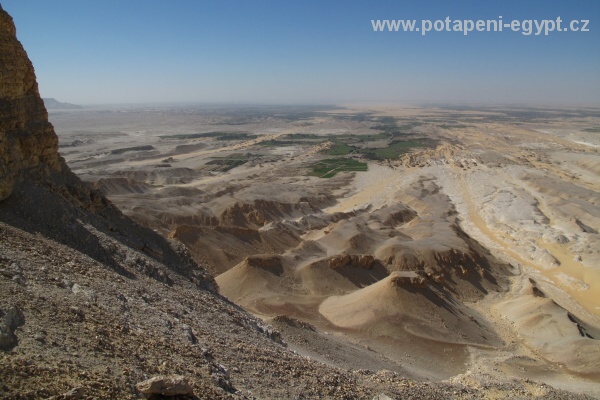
left=0, top=6, right=64, bottom=201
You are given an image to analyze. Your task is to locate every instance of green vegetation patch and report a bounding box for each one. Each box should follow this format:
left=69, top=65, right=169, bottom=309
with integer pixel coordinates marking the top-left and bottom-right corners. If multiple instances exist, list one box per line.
left=331, top=133, right=390, bottom=142
left=370, top=118, right=423, bottom=139
left=286, top=133, right=322, bottom=139
left=330, top=112, right=374, bottom=122
left=319, top=135, right=428, bottom=160
left=308, top=158, right=368, bottom=178
left=257, top=133, right=326, bottom=147
left=160, top=131, right=256, bottom=140
left=322, top=143, right=357, bottom=156
left=436, top=123, right=471, bottom=129
left=582, top=127, right=600, bottom=132
left=216, top=133, right=258, bottom=140
left=361, top=140, right=425, bottom=160
left=259, top=139, right=321, bottom=147
left=111, top=145, right=155, bottom=155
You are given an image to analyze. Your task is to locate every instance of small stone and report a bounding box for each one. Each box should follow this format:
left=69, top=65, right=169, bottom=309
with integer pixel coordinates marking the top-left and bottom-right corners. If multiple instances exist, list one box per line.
left=201, top=347, right=212, bottom=358
left=182, top=324, right=197, bottom=345
left=71, top=284, right=97, bottom=303
left=0, top=269, right=17, bottom=278
left=69, top=306, right=84, bottom=320
left=373, top=393, right=395, bottom=400
left=33, top=333, right=46, bottom=343
left=0, top=306, right=25, bottom=350
left=212, top=373, right=235, bottom=393
left=61, top=387, right=85, bottom=399
left=12, top=274, right=25, bottom=285
left=218, top=364, right=229, bottom=378
left=135, top=375, right=193, bottom=396
left=59, top=279, right=73, bottom=289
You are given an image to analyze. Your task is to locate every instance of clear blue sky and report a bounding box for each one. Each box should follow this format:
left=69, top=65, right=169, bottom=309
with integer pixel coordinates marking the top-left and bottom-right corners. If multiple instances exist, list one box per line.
left=2, top=0, right=599, bottom=105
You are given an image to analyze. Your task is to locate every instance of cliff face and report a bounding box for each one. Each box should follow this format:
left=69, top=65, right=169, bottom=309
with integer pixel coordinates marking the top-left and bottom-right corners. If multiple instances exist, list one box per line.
left=0, top=5, right=215, bottom=289
left=0, top=6, right=64, bottom=201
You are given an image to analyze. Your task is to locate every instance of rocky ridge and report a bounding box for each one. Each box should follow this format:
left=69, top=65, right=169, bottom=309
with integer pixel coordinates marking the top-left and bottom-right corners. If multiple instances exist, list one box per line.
left=0, top=5, right=63, bottom=201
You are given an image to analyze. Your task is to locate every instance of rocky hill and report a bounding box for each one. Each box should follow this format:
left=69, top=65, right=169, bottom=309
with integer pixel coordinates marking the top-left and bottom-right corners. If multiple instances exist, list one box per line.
left=0, top=4, right=593, bottom=399
left=42, top=98, right=83, bottom=110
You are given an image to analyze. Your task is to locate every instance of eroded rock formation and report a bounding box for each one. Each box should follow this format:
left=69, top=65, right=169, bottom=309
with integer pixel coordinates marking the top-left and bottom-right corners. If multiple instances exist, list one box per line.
left=0, top=7, right=64, bottom=200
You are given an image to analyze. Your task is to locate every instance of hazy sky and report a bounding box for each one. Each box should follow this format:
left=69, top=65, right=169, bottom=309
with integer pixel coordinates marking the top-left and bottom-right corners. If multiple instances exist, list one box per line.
left=2, top=0, right=599, bottom=105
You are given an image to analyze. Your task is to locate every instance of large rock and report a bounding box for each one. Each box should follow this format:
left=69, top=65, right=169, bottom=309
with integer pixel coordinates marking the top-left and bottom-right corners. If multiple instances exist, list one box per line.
left=328, top=254, right=379, bottom=269
left=389, top=271, right=427, bottom=288
left=135, top=375, right=193, bottom=396
left=0, top=306, right=25, bottom=350
left=0, top=6, right=64, bottom=201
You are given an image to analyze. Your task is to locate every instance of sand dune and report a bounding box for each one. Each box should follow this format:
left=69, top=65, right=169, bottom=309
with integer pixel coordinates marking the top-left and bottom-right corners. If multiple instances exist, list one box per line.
left=319, top=271, right=502, bottom=346
left=494, top=277, right=600, bottom=377
left=217, top=255, right=286, bottom=303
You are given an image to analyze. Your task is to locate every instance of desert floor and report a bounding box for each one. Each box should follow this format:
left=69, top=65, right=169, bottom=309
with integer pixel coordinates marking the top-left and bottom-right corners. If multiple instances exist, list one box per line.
left=50, top=104, right=600, bottom=397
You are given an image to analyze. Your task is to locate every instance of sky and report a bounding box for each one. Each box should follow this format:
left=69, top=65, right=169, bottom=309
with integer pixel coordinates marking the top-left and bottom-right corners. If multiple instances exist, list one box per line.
left=2, top=0, right=599, bottom=106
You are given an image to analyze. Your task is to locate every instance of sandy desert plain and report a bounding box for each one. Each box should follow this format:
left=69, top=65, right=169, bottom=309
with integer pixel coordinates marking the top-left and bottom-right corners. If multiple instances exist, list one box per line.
left=49, top=103, right=600, bottom=396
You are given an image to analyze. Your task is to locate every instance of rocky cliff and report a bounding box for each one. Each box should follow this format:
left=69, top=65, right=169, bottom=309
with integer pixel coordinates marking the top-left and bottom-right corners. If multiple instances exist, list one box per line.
left=0, top=5, right=64, bottom=201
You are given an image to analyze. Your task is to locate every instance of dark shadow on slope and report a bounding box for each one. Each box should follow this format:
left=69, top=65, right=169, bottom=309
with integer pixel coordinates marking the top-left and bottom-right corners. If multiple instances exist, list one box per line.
left=332, top=261, right=390, bottom=288
left=0, top=173, right=210, bottom=287
left=401, top=284, right=460, bottom=317
left=452, top=224, right=513, bottom=289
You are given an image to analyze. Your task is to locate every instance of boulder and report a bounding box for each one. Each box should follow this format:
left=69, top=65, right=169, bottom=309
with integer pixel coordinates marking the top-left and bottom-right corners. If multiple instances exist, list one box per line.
left=136, top=375, right=193, bottom=396
left=389, top=271, right=427, bottom=288
left=0, top=306, right=25, bottom=350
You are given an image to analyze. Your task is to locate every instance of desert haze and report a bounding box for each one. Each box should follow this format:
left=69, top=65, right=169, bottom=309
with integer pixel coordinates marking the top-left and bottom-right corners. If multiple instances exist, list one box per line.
left=1, top=3, right=600, bottom=400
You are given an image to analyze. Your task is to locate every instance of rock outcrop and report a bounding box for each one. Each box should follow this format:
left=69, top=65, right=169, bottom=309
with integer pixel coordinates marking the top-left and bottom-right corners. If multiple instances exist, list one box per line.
left=389, top=271, right=427, bottom=288
left=42, top=97, right=82, bottom=110
left=0, top=306, right=24, bottom=351
left=328, top=254, right=381, bottom=270
left=135, top=375, right=194, bottom=396
left=243, top=254, right=284, bottom=275
left=0, top=6, right=64, bottom=201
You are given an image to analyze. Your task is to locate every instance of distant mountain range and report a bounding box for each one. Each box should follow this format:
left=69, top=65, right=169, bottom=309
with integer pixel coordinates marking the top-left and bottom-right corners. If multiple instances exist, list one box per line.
left=42, top=97, right=83, bottom=109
